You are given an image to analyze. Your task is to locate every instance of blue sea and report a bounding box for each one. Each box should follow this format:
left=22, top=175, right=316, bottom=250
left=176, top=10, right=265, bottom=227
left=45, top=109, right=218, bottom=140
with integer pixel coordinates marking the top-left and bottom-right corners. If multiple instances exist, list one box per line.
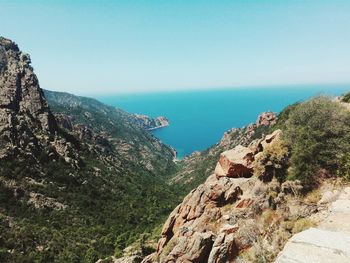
left=98, top=85, right=350, bottom=159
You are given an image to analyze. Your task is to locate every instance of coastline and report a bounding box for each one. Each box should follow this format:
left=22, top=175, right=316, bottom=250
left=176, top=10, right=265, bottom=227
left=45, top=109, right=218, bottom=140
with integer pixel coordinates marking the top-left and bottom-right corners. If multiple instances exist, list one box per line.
left=147, top=123, right=169, bottom=131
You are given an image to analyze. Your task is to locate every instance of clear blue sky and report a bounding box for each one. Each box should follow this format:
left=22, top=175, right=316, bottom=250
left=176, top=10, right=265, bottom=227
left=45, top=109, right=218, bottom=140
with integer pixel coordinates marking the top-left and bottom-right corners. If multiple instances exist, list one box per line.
left=1, top=0, right=350, bottom=95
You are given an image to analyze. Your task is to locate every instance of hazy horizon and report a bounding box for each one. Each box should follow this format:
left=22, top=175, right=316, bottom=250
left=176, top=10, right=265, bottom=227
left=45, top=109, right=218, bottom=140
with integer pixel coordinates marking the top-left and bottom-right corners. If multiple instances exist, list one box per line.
left=2, top=1, right=350, bottom=94
left=46, top=83, right=350, bottom=97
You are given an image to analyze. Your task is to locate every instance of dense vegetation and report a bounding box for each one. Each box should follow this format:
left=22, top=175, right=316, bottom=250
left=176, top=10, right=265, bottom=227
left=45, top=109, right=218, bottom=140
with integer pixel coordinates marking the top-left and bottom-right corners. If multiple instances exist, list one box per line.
left=0, top=154, right=182, bottom=262
left=0, top=91, right=185, bottom=262
left=274, top=96, right=350, bottom=188
left=2, top=90, right=350, bottom=263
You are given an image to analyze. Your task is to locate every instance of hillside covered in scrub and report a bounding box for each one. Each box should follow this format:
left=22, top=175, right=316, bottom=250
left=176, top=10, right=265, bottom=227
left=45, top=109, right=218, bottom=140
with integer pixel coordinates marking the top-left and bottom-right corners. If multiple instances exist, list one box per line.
left=0, top=37, right=184, bottom=263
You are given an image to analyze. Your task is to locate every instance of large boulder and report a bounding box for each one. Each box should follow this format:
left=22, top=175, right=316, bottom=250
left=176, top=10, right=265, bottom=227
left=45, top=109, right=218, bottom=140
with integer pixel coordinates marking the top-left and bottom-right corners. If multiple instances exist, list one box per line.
left=143, top=173, right=256, bottom=263
left=214, top=130, right=282, bottom=178
left=215, top=145, right=254, bottom=178
left=158, top=230, right=214, bottom=263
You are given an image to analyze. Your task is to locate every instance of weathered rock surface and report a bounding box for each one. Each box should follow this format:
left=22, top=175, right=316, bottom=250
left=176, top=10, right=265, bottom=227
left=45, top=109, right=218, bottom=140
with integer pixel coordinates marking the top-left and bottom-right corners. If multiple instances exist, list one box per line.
left=276, top=228, right=350, bottom=263
left=144, top=130, right=313, bottom=263
left=276, top=187, right=350, bottom=263
left=0, top=37, right=57, bottom=158
left=214, top=129, right=282, bottom=178
left=215, top=145, right=254, bottom=178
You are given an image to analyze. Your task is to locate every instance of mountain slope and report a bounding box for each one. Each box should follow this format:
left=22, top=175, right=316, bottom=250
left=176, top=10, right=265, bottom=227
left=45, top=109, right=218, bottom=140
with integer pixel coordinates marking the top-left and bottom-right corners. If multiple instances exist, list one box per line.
left=141, top=96, right=350, bottom=263
left=0, top=37, right=182, bottom=263
left=43, top=89, right=176, bottom=174
left=170, top=112, right=277, bottom=192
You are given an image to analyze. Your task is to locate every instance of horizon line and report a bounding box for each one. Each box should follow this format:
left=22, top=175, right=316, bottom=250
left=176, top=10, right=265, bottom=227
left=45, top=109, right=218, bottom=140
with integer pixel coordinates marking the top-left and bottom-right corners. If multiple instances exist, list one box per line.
left=46, top=82, right=350, bottom=97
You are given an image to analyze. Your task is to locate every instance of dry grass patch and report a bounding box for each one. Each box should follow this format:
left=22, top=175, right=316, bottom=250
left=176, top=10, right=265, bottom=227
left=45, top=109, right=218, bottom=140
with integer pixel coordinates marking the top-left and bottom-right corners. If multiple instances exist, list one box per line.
left=292, top=218, right=316, bottom=234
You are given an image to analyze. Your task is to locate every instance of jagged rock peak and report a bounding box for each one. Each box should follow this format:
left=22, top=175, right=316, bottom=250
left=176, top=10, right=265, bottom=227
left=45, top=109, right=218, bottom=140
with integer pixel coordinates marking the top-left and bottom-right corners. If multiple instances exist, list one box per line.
left=0, top=36, right=57, bottom=157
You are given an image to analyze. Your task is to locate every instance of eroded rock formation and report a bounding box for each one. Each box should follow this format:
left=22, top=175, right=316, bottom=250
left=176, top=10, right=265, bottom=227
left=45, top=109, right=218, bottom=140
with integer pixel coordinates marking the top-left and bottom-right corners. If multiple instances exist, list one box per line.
left=0, top=37, right=57, bottom=158
left=143, top=129, right=310, bottom=263
left=215, top=130, right=282, bottom=178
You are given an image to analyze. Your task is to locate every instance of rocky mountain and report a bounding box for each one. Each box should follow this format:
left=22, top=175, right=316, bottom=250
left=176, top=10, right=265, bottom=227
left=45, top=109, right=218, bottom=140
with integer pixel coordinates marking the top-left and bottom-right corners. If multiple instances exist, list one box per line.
left=98, top=95, right=349, bottom=263
left=0, top=37, right=57, bottom=159
left=43, top=89, right=176, bottom=168
left=142, top=130, right=292, bottom=262
left=0, top=37, right=183, bottom=263
left=44, top=90, right=170, bottom=131
left=133, top=95, right=350, bottom=263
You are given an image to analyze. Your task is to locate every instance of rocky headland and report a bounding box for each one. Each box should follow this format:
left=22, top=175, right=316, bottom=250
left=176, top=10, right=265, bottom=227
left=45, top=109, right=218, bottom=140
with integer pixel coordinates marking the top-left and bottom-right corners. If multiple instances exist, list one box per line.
left=134, top=114, right=170, bottom=131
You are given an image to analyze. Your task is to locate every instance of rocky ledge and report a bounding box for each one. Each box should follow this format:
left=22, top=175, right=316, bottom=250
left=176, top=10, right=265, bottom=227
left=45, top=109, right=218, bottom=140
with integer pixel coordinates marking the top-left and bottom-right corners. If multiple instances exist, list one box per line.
left=141, top=129, right=319, bottom=262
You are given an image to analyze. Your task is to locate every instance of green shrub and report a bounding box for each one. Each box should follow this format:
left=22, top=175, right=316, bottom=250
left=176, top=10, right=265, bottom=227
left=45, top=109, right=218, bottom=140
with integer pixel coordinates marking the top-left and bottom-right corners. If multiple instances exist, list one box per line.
left=337, top=153, right=350, bottom=181
left=341, top=92, right=350, bottom=103
left=253, top=137, right=289, bottom=182
left=284, top=96, right=350, bottom=187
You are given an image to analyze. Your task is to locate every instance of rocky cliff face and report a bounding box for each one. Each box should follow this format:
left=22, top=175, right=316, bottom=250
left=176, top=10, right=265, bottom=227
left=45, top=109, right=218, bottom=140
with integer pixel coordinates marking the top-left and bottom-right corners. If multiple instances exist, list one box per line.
left=0, top=37, right=57, bottom=158
left=142, top=129, right=320, bottom=263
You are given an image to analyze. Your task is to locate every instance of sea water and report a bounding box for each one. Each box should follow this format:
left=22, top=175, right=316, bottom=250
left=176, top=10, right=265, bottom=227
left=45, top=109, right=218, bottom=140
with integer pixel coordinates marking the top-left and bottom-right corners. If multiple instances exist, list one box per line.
left=98, top=85, right=350, bottom=158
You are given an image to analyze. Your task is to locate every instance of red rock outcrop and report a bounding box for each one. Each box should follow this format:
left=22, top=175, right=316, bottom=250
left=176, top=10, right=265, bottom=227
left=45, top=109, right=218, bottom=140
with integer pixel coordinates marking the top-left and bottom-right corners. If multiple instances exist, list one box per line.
left=143, top=130, right=286, bottom=263
left=214, top=130, right=282, bottom=178
left=256, top=112, right=277, bottom=127
left=215, top=145, right=254, bottom=178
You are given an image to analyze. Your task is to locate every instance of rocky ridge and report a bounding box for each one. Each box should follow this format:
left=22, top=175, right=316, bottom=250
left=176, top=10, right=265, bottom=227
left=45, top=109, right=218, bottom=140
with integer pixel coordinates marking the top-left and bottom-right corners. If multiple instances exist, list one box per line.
left=0, top=37, right=58, bottom=158
left=44, top=89, right=170, bottom=131
left=141, top=128, right=318, bottom=262
left=170, top=111, right=277, bottom=189
left=44, top=89, right=176, bottom=173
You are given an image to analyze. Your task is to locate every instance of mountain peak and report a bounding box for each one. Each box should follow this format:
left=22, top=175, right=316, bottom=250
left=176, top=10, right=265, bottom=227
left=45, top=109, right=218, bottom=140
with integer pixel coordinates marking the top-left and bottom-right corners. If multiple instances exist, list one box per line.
left=0, top=36, right=57, bottom=158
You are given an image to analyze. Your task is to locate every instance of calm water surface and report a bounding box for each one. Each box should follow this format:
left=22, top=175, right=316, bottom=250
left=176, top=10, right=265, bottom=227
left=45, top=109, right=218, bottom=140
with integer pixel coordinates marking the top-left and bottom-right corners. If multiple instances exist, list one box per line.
left=98, top=86, right=350, bottom=158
